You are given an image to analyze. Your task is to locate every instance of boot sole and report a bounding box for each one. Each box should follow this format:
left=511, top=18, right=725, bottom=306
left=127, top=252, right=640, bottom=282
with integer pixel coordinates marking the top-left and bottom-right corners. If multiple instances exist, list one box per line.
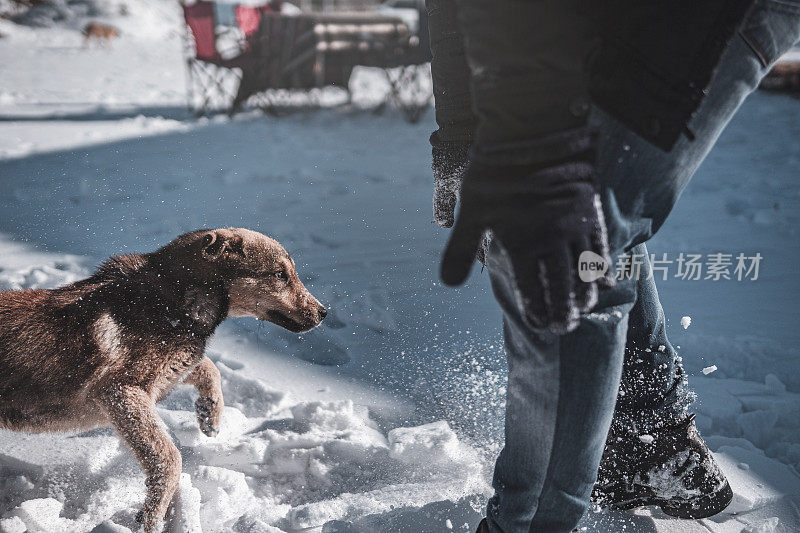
left=660, top=481, right=734, bottom=519
left=603, top=480, right=734, bottom=519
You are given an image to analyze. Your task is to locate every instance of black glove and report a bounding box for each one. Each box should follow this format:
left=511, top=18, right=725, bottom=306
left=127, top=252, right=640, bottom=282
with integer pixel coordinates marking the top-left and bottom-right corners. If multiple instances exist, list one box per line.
left=432, top=140, right=470, bottom=229
left=432, top=140, right=492, bottom=264
left=441, top=127, right=614, bottom=333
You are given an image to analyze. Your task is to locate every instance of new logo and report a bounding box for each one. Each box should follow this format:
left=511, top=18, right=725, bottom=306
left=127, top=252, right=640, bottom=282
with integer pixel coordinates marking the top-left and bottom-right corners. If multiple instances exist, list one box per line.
left=578, top=251, right=608, bottom=282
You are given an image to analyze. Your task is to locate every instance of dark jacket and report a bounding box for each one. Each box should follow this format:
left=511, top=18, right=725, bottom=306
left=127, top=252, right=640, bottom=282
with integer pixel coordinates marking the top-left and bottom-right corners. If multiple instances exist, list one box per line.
left=428, top=0, right=756, bottom=152
left=588, top=0, right=755, bottom=150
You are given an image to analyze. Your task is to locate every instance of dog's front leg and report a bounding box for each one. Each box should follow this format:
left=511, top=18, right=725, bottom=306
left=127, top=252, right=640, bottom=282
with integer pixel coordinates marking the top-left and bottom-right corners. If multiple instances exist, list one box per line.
left=102, top=386, right=182, bottom=533
left=184, top=356, right=223, bottom=437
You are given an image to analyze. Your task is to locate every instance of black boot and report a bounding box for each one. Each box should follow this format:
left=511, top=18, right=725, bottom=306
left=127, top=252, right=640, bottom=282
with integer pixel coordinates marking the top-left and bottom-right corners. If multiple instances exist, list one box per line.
left=592, top=414, right=733, bottom=518
left=475, top=518, right=489, bottom=533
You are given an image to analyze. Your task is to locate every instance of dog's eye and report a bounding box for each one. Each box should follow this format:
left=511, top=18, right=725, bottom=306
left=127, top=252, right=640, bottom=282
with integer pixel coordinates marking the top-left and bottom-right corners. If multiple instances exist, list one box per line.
left=274, top=271, right=288, bottom=281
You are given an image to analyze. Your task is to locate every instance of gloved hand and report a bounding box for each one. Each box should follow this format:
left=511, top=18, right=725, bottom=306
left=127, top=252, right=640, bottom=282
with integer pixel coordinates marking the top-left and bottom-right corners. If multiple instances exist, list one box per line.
left=440, top=127, right=614, bottom=333
left=432, top=140, right=491, bottom=264
left=432, top=140, right=470, bottom=229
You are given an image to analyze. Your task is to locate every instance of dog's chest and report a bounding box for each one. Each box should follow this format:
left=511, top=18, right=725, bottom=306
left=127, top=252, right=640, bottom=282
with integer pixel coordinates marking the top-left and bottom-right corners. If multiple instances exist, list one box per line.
left=145, top=339, right=206, bottom=396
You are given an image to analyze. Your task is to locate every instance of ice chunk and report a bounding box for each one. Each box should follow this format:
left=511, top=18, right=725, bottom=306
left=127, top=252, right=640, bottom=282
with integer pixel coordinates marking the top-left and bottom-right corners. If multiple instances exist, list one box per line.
left=715, top=445, right=800, bottom=515
left=764, top=374, right=787, bottom=395
left=291, top=400, right=379, bottom=436
left=193, top=465, right=251, bottom=500
left=388, top=421, right=461, bottom=465
left=680, top=316, right=692, bottom=329
left=702, top=365, right=717, bottom=375
left=9, top=498, right=68, bottom=533
left=0, top=517, right=26, bottom=533
left=194, top=466, right=255, bottom=525
left=743, top=517, right=780, bottom=533
left=638, top=434, right=655, bottom=445
left=738, top=409, right=778, bottom=449
left=233, top=515, right=284, bottom=532
left=167, top=474, right=202, bottom=533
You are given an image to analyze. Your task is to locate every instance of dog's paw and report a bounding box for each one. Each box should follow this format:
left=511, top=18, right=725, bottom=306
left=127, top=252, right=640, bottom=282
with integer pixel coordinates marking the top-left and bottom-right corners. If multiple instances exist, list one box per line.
left=195, top=395, right=222, bottom=437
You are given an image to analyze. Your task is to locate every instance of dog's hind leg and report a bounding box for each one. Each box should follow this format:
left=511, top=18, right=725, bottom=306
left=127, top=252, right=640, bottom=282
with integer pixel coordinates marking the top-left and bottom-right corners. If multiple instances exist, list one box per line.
left=102, top=386, right=182, bottom=533
left=184, top=356, right=224, bottom=437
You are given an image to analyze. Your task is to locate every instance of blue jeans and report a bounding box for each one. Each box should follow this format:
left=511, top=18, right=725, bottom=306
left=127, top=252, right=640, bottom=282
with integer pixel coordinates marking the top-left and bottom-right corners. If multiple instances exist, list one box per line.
left=485, top=2, right=800, bottom=531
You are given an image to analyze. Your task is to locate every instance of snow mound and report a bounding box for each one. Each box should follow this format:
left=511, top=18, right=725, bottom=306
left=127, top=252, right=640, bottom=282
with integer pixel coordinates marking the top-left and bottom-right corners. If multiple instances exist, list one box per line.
left=1, top=361, right=487, bottom=532
left=691, top=376, right=800, bottom=472
left=214, top=361, right=288, bottom=418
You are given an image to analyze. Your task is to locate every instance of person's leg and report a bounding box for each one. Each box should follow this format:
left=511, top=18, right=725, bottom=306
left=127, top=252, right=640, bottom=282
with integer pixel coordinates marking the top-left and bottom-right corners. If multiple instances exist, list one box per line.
left=593, top=0, right=800, bottom=434
left=439, top=1, right=800, bottom=530
left=484, top=243, right=636, bottom=533
left=611, top=246, right=692, bottom=430
left=495, top=4, right=800, bottom=530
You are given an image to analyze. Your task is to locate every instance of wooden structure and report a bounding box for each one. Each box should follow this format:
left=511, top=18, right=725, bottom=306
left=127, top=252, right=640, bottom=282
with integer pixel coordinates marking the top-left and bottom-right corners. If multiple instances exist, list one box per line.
left=182, top=1, right=432, bottom=121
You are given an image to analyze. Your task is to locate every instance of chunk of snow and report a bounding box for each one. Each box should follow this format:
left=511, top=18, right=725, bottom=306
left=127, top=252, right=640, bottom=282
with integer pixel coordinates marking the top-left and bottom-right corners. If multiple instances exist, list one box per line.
left=171, top=474, right=202, bottom=533
left=738, top=409, right=779, bottom=449
left=0, top=517, right=26, bottom=533
left=193, top=466, right=256, bottom=525
left=9, top=498, right=68, bottom=533
left=680, top=315, right=692, bottom=329
left=233, top=515, right=284, bottom=532
left=764, top=373, right=787, bottom=395
left=702, top=365, right=718, bottom=375
left=388, top=421, right=461, bottom=464
left=289, top=401, right=385, bottom=450
left=742, top=517, right=780, bottom=533
left=638, top=434, right=655, bottom=445
left=716, top=445, right=800, bottom=515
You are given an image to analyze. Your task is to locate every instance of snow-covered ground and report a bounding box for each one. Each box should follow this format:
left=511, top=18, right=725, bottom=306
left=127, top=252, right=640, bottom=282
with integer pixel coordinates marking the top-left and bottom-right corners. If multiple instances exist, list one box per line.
left=1, top=3, right=799, bottom=532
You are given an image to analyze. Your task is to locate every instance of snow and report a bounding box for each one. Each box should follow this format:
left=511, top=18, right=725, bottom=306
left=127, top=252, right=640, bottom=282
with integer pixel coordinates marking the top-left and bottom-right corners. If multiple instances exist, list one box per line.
left=1, top=3, right=800, bottom=532
left=638, top=435, right=655, bottom=445
left=703, top=365, right=718, bottom=375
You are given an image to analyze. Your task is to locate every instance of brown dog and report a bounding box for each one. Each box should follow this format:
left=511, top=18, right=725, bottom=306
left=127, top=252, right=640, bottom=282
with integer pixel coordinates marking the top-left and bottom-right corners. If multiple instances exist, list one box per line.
left=82, top=22, right=120, bottom=46
left=0, top=228, right=326, bottom=532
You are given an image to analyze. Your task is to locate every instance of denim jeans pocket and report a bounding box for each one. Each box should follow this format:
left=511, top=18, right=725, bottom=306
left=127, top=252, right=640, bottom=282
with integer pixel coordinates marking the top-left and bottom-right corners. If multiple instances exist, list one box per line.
left=739, top=0, right=800, bottom=67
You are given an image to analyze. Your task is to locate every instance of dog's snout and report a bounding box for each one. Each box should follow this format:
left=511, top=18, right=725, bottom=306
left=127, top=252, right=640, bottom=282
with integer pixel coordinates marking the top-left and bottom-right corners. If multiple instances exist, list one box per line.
left=318, top=306, right=327, bottom=320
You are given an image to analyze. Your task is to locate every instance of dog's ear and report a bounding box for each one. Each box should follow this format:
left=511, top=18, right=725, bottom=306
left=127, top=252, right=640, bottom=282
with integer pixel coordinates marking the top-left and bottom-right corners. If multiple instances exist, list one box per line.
left=201, top=232, right=224, bottom=260
left=201, top=232, right=245, bottom=261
